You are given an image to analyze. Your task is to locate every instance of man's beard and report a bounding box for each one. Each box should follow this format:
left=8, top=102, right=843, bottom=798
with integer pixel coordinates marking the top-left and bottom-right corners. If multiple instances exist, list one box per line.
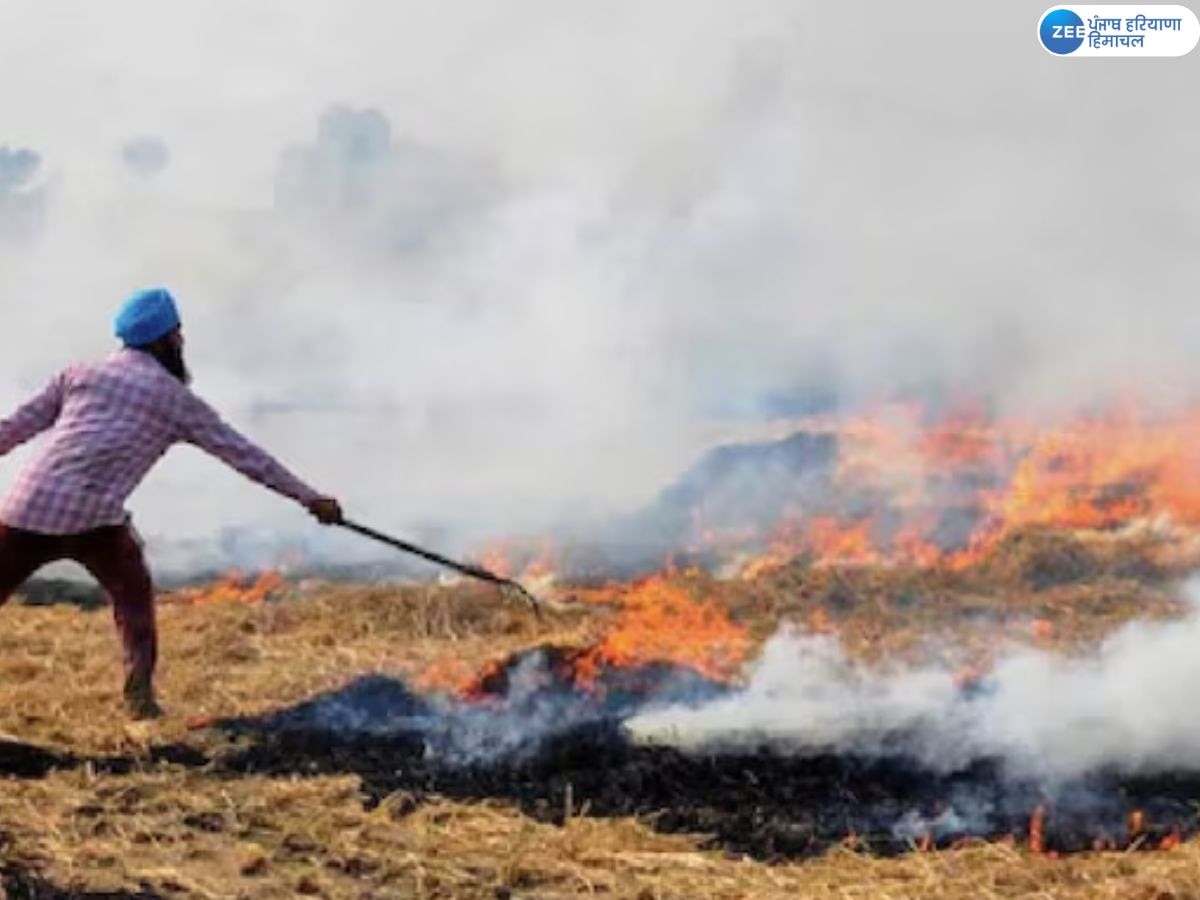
left=153, top=342, right=191, bottom=385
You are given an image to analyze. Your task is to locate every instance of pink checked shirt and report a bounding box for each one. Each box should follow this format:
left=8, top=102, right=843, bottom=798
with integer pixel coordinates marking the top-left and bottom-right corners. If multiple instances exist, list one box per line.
left=0, top=349, right=322, bottom=534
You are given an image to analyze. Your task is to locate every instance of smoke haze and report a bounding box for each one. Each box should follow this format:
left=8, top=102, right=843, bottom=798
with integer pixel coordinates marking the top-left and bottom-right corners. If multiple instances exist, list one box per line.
left=628, top=579, right=1200, bottom=782
left=0, top=1, right=1196, bottom=570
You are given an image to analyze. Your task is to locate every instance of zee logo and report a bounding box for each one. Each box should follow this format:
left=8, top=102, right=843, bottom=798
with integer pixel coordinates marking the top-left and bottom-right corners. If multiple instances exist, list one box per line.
left=1051, top=23, right=1088, bottom=37
left=1040, top=8, right=1087, bottom=53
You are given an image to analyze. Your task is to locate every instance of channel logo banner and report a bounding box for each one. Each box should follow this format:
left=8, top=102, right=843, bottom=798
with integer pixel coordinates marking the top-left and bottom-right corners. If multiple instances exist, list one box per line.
left=1039, top=5, right=1199, bottom=55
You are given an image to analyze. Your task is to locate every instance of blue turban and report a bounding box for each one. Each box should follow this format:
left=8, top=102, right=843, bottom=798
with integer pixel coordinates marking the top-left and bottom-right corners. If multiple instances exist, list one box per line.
left=114, top=287, right=181, bottom=346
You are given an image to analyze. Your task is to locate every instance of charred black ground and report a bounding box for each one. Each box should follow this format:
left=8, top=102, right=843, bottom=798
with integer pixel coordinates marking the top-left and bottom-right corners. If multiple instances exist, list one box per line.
left=208, top=666, right=1200, bottom=860
left=217, top=727, right=1200, bottom=858
left=4, top=678, right=1197, bottom=870
left=0, top=862, right=162, bottom=900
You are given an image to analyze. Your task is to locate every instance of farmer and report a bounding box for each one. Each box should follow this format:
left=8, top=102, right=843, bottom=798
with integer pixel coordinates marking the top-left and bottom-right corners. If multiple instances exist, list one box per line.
left=0, top=287, right=343, bottom=719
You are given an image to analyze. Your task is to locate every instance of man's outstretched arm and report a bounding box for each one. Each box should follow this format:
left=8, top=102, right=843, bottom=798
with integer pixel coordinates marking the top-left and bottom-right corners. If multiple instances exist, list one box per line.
left=178, top=393, right=343, bottom=523
left=0, top=371, right=67, bottom=456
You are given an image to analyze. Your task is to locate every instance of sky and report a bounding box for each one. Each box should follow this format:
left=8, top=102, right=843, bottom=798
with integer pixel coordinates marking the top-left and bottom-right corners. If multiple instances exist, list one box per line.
left=0, top=1, right=1196, bottom=570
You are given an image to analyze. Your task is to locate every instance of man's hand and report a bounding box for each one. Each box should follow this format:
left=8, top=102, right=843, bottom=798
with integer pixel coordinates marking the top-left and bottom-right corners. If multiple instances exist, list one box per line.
left=307, top=496, right=344, bottom=525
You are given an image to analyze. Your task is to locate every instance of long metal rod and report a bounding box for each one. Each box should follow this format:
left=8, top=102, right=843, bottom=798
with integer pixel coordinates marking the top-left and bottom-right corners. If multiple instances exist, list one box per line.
left=339, top=520, right=544, bottom=618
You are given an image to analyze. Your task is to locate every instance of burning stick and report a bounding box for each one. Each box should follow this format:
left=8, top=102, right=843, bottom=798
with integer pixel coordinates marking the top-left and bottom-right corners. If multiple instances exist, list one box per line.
left=339, top=520, right=555, bottom=618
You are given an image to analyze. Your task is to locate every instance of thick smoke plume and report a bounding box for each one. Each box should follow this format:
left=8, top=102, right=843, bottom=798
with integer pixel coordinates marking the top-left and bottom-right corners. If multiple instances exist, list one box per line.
left=0, top=1, right=1197, bottom=574
left=628, top=579, right=1200, bottom=783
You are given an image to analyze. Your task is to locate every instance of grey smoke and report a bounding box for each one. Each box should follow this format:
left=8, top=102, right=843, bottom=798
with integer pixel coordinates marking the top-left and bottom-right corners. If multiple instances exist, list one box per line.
left=276, top=105, right=497, bottom=256
left=421, top=651, right=606, bottom=765
left=627, top=579, right=1200, bottom=783
left=892, top=805, right=991, bottom=844
left=244, top=650, right=717, bottom=767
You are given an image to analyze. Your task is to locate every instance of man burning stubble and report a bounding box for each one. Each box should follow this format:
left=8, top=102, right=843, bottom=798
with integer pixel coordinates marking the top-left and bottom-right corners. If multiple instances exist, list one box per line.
left=0, top=288, right=343, bottom=719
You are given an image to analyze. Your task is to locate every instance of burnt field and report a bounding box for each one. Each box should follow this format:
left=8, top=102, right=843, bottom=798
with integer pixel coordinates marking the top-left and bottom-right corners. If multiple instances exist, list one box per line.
left=3, top=529, right=1200, bottom=898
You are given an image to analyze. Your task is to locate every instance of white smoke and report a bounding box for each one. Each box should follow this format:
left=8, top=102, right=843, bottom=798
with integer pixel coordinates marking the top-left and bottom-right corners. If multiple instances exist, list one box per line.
left=0, top=1, right=1196, bottom=572
left=628, top=579, right=1200, bottom=782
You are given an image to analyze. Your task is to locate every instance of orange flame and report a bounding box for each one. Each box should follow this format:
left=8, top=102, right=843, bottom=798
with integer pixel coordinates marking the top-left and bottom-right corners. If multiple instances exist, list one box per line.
left=475, top=539, right=558, bottom=585
left=571, top=575, right=749, bottom=686
left=469, top=401, right=1200, bottom=581
left=704, top=403, right=1200, bottom=575
left=803, top=518, right=880, bottom=566
left=1029, top=804, right=1046, bottom=854
left=1030, top=618, right=1055, bottom=643
left=425, top=575, right=749, bottom=698
left=166, top=570, right=286, bottom=605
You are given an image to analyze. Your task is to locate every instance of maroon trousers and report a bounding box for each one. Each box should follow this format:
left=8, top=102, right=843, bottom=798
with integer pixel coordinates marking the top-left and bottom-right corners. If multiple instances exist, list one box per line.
left=0, top=522, right=156, bottom=695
